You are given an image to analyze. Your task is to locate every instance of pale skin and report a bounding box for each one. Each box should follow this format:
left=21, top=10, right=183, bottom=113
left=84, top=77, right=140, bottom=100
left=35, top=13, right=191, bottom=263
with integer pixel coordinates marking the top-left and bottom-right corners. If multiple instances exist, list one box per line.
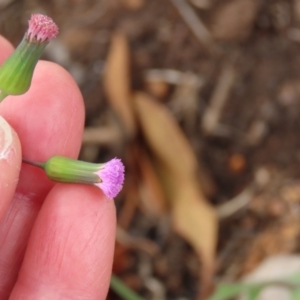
left=0, top=35, right=116, bottom=299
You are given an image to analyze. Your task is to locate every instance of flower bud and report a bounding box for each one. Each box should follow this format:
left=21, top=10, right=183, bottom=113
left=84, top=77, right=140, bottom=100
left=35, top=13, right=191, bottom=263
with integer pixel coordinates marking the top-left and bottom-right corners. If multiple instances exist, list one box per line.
left=24, top=156, right=125, bottom=199
left=0, top=14, right=58, bottom=101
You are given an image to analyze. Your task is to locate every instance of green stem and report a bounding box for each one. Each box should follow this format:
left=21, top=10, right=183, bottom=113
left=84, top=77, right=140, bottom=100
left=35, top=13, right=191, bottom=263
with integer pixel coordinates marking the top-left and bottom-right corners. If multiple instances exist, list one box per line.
left=110, top=275, right=145, bottom=300
left=22, top=158, right=45, bottom=169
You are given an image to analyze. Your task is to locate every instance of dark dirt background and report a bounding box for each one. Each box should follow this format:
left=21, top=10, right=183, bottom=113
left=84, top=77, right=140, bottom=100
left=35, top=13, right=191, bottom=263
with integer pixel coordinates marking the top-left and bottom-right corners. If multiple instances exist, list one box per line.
left=2, top=0, right=300, bottom=299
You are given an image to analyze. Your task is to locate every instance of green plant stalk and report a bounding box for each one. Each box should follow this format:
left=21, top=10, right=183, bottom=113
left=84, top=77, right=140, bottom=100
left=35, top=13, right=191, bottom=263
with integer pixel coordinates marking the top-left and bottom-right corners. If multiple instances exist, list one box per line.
left=0, top=36, right=46, bottom=100
left=110, top=275, right=145, bottom=300
left=22, top=156, right=101, bottom=184
left=209, top=279, right=300, bottom=300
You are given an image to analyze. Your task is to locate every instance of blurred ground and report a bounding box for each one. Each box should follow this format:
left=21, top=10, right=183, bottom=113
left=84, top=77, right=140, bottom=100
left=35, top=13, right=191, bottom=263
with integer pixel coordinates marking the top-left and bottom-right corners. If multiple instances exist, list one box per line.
left=2, top=0, right=300, bottom=299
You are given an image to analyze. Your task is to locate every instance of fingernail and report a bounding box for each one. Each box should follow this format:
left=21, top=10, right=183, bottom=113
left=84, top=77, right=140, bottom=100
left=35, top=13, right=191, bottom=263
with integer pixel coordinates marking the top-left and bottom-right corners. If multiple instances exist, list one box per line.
left=0, top=116, right=13, bottom=160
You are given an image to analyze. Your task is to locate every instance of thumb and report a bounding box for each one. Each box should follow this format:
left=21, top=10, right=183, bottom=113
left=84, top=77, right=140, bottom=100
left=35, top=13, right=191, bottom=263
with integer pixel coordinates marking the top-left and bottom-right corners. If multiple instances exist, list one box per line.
left=0, top=116, right=21, bottom=220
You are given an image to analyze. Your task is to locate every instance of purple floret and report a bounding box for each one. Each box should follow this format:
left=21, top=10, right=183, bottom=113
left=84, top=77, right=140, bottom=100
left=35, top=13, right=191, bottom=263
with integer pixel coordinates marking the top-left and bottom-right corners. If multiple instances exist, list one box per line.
left=27, top=14, right=59, bottom=43
left=95, top=158, right=125, bottom=199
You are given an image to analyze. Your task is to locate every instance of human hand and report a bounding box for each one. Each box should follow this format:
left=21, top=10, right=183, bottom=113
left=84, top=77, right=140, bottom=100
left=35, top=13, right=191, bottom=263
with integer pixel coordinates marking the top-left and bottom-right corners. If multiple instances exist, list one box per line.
left=0, top=35, right=116, bottom=299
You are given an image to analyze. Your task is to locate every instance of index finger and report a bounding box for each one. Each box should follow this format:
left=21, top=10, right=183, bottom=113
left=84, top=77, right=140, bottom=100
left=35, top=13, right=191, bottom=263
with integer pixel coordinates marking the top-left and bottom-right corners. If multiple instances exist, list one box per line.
left=0, top=34, right=85, bottom=296
left=0, top=40, right=85, bottom=201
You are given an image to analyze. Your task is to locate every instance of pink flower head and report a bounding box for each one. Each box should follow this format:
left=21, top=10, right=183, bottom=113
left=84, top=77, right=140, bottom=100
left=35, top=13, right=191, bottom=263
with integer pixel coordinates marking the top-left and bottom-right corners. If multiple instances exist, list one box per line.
left=27, top=14, right=58, bottom=43
left=95, top=158, right=125, bottom=199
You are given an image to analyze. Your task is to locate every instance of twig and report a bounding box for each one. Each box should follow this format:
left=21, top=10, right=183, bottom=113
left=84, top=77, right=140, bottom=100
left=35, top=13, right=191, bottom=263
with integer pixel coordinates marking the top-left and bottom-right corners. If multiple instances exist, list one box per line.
left=169, top=0, right=216, bottom=51
left=201, top=64, right=236, bottom=135
left=216, top=167, right=272, bottom=219
left=169, top=72, right=204, bottom=133
left=144, top=68, right=203, bottom=86
left=82, top=126, right=122, bottom=146
left=216, top=186, right=254, bottom=219
left=116, top=226, right=160, bottom=256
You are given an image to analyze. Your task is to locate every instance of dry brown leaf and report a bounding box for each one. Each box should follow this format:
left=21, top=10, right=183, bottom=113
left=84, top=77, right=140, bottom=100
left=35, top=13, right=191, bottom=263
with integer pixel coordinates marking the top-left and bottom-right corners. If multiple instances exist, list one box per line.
left=138, top=149, right=168, bottom=216
left=155, top=161, right=217, bottom=298
left=134, top=91, right=215, bottom=197
left=134, top=92, right=198, bottom=177
left=210, top=0, right=261, bottom=41
left=134, top=91, right=217, bottom=297
left=172, top=177, right=217, bottom=298
left=121, top=0, right=145, bottom=10
left=103, top=32, right=136, bottom=138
